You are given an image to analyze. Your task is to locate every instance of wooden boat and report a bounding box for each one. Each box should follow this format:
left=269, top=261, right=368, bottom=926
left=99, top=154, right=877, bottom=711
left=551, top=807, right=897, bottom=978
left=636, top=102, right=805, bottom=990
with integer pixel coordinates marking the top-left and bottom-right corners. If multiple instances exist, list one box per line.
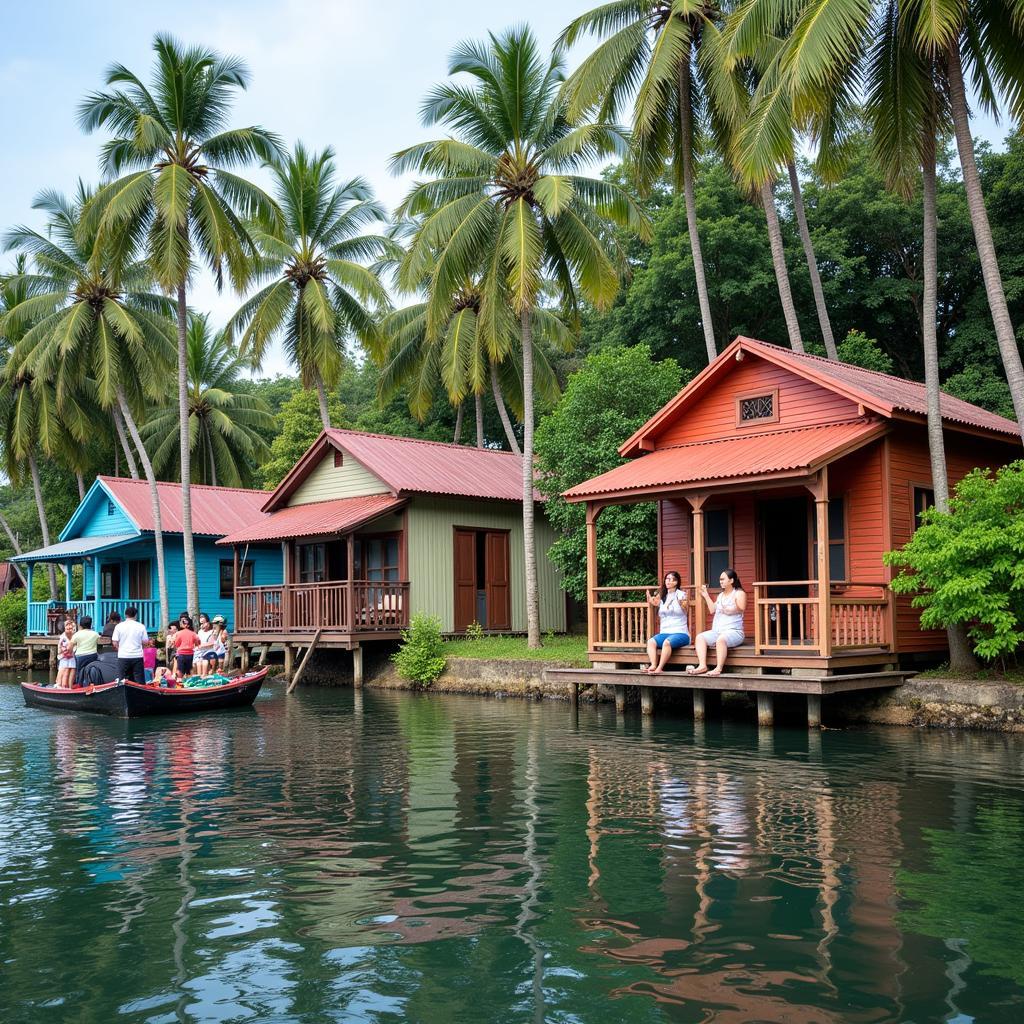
left=20, top=668, right=270, bottom=719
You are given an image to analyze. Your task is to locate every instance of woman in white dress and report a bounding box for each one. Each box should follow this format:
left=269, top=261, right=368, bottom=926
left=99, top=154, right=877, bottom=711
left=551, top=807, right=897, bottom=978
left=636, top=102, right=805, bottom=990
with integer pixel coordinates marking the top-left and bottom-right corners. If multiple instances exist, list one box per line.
left=688, top=568, right=746, bottom=677
left=641, top=571, right=690, bottom=674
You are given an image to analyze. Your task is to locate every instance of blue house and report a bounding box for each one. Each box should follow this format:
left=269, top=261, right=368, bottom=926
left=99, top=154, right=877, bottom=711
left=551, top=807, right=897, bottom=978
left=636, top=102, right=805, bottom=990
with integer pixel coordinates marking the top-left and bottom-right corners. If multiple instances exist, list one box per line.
left=13, top=476, right=281, bottom=636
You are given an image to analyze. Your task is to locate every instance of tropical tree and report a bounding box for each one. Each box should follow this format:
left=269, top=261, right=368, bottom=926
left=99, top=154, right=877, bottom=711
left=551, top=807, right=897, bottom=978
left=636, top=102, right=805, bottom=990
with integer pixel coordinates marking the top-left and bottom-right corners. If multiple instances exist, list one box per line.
left=561, top=0, right=723, bottom=364
left=392, top=26, right=649, bottom=646
left=142, top=313, right=274, bottom=487
left=1, top=186, right=177, bottom=629
left=228, top=143, right=395, bottom=430
left=78, top=32, right=282, bottom=617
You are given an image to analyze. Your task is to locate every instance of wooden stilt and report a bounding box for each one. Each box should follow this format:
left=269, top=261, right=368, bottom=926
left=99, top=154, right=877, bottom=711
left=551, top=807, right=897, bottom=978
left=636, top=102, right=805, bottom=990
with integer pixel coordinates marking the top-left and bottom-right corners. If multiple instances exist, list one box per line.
left=283, top=643, right=294, bottom=681
left=240, top=643, right=250, bottom=672
left=757, top=692, right=774, bottom=727
left=287, top=628, right=322, bottom=694
left=614, top=685, right=626, bottom=713
left=352, top=645, right=363, bottom=688
left=640, top=688, right=654, bottom=716
left=258, top=644, right=269, bottom=666
left=568, top=679, right=579, bottom=705
left=693, top=688, right=706, bottom=721
left=807, top=694, right=822, bottom=729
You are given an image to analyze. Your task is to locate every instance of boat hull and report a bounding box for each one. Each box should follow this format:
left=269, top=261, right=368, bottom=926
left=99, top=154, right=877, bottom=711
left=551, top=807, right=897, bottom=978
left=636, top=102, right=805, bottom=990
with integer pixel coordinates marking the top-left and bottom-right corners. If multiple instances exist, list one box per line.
left=20, top=669, right=269, bottom=719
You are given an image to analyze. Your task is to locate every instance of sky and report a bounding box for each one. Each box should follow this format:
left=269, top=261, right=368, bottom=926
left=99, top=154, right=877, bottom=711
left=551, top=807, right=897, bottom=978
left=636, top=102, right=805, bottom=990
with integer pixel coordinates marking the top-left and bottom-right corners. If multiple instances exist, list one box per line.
left=0, top=1, right=1013, bottom=377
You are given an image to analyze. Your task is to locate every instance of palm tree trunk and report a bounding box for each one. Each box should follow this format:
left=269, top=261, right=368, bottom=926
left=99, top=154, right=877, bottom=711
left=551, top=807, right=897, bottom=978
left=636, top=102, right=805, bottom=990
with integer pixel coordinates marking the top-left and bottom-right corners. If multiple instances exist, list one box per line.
left=112, top=405, right=139, bottom=479
left=491, top=361, right=521, bottom=455
left=761, top=180, right=804, bottom=352
left=788, top=160, right=837, bottom=359
left=118, top=389, right=170, bottom=636
left=314, top=373, right=332, bottom=430
left=453, top=402, right=464, bottom=444
left=520, top=309, right=541, bottom=649
left=922, top=120, right=977, bottom=673
left=474, top=392, right=484, bottom=448
left=0, top=510, right=27, bottom=585
left=76, top=472, right=85, bottom=502
left=947, top=44, right=1024, bottom=438
left=679, top=53, right=717, bottom=365
left=28, top=453, right=58, bottom=599
left=176, top=284, right=199, bottom=618
left=207, top=442, right=218, bottom=488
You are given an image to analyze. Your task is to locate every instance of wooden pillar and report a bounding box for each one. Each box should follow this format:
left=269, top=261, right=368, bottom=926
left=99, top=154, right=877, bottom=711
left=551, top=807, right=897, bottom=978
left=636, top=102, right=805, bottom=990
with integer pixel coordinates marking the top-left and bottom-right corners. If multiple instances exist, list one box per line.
left=25, top=563, right=33, bottom=636
left=284, top=643, right=294, bottom=680
left=240, top=643, right=250, bottom=672
left=92, top=558, right=101, bottom=629
left=64, top=562, right=72, bottom=605
left=352, top=645, right=363, bottom=688
left=614, top=685, right=626, bottom=713
left=640, top=687, right=654, bottom=716
left=807, top=694, right=822, bottom=729
left=233, top=545, right=240, bottom=631
left=567, top=679, right=579, bottom=705
left=346, top=533, right=355, bottom=632
left=585, top=503, right=602, bottom=651
left=756, top=692, right=774, bottom=726
left=693, top=688, right=706, bottom=721
left=688, top=494, right=708, bottom=635
left=814, top=468, right=832, bottom=659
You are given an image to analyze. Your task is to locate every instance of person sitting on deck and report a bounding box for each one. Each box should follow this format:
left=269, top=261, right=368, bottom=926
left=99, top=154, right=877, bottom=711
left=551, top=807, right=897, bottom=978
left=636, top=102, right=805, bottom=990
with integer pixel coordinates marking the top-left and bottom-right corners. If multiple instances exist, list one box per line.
left=112, top=605, right=148, bottom=684
left=689, top=569, right=747, bottom=677
left=56, top=619, right=76, bottom=688
left=70, top=615, right=100, bottom=683
left=641, top=571, right=690, bottom=675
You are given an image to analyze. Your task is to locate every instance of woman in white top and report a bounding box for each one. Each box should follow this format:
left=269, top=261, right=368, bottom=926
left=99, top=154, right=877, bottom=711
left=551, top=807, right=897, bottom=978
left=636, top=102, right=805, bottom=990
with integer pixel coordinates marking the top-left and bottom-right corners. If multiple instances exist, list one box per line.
left=688, top=568, right=747, bottom=677
left=642, top=571, right=691, bottom=674
left=195, top=613, right=215, bottom=677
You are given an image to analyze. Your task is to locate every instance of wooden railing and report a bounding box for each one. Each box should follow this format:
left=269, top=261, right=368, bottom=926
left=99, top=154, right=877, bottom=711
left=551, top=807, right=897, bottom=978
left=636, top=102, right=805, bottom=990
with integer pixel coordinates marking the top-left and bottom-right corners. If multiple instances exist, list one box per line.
left=27, top=598, right=161, bottom=636
left=590, top=581, right=892, bottom=656
left=590, top=585, right=697, bottom=650
left=235, top=581, right=410, bottom=634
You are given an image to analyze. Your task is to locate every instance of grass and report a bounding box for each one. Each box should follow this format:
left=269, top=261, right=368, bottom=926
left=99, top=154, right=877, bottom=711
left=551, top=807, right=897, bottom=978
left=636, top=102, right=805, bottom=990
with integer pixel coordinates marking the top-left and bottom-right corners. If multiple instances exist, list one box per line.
left=917, top=663, right=1024, bottom=685
left=440, top=633, right=590, bottom=667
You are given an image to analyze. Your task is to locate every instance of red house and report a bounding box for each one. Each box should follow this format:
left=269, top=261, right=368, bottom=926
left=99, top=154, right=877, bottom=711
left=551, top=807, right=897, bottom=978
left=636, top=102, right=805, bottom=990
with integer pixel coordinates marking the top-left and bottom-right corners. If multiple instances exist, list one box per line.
left=564, top=336, right=1021, bottom=674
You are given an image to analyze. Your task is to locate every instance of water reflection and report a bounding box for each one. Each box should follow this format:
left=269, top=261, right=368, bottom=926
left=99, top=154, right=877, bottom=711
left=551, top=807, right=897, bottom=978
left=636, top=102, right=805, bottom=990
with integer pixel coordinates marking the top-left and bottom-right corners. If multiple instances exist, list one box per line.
left=1, top=681, right=1023, bottom=1023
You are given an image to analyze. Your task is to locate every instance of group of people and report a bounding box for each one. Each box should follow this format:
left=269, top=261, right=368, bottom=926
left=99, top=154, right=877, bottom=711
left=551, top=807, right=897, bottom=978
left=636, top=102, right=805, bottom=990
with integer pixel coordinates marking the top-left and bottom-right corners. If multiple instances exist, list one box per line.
left=642, top=568, right=746, bottom=677
left=53, top=607, right=231, bottom=688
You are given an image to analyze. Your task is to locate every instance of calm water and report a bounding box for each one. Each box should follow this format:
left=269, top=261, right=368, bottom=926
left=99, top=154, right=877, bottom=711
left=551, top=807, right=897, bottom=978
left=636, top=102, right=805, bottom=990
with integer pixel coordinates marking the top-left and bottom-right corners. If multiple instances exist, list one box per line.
left=2, top=676, right=1024, bottom=1024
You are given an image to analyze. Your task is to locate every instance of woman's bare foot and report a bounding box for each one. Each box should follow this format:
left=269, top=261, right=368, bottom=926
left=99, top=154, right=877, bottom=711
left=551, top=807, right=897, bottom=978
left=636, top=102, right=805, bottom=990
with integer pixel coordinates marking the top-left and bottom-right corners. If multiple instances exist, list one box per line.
left=649, top=666, right=664, bottom=674
left=686, top=665, right=708, bottom=676
left=706, top=667, right=723, bottom=677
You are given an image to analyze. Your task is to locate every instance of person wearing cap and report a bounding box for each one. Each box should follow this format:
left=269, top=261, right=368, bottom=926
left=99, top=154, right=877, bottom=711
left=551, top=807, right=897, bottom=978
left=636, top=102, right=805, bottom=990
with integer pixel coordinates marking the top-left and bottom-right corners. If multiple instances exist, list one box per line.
left=211, top=615, right=230, bottom=673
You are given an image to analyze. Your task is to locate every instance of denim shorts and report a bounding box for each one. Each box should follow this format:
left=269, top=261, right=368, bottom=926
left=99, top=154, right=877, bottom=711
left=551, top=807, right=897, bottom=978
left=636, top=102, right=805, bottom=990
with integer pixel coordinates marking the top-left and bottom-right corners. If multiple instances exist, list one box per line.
left=651, top=632, right=690, bottom=650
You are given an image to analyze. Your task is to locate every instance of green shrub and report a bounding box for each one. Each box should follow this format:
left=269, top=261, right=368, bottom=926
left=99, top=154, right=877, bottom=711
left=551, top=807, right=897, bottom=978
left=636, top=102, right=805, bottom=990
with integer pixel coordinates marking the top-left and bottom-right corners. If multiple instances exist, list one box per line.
left=392, top=613, right=447, bottom=686
left=0, top=589, right=27, bottom=646
left=885, top=461, right=1024, bottom=660
left=465, top=621, right=485, bottom=642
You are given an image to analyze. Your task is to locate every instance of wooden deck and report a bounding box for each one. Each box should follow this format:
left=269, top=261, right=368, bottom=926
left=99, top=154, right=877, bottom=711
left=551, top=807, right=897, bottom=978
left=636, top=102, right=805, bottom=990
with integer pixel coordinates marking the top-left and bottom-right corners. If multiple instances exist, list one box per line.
left=544, top=665, right=909, bottom=728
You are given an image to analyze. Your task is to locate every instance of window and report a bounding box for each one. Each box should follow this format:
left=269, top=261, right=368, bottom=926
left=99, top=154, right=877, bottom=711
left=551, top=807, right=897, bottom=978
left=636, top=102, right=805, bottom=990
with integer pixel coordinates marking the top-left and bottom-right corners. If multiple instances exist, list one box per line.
left=913, top=487, right=935, bottom=532
left=333, top=450, right=344, bottom=468
left=107, top=500, right=116, bottom=516
left=127, top=560, right=151, bottom=600
left=220, top=560, right=253, bottom=599
left=100, top=564, right=121, bottom=599
left=689, top=508, right=732, bottom=585
left=811, top=497, right=847, bottom=582
left=355, top=535, right=400, bottom=582
left=298, top=544, right=326, bottom=583
left=735, top=388, right=779, bottom=426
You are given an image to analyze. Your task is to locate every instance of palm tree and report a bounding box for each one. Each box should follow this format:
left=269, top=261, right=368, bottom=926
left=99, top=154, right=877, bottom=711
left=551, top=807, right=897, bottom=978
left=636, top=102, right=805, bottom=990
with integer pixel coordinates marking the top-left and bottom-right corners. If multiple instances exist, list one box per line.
left=142, top=313, right=274, bottom=486
left=229, top=144, right=396, bottom=430
left=393, top=26, right=649, bottom=646
left=561, top=0, right=722, bottom=364
left=78, top=33, right=282, bottom=617
left=1, top=186, right=178, bottom=630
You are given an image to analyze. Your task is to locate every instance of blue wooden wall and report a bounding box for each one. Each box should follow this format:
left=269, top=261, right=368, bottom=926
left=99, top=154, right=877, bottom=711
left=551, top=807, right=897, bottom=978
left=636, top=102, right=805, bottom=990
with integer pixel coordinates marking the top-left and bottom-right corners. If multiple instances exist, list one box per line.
left=74, top=488, right=136, bottom=538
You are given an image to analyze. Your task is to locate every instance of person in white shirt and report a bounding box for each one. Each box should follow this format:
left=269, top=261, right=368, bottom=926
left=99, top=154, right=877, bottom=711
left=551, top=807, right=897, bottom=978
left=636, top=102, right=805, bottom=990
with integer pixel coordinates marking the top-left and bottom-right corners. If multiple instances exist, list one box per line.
left=642, top=571, right=691, bottom=674
left=688, top=569, right=747, bottom=677
left=111, top=605, right=149, bottom=684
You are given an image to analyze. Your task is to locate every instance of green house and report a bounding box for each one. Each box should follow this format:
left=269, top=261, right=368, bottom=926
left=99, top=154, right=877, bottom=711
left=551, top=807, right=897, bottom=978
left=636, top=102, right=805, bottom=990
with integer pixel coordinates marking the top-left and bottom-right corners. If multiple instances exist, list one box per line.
left=219, top=429, right=566, bottom=664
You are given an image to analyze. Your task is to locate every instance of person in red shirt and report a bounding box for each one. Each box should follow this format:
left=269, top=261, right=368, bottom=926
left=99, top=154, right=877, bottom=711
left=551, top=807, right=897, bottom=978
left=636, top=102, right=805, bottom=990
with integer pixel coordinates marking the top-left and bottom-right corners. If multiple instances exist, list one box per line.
left=174, top=614, right=200, bottom=677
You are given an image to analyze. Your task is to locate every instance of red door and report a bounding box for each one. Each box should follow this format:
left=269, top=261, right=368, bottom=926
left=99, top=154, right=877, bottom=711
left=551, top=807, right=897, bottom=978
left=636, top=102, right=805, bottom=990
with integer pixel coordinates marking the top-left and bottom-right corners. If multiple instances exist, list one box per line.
left=454, top=529, right=477, bottom=632
left=485, top=531, right=511, bottom=630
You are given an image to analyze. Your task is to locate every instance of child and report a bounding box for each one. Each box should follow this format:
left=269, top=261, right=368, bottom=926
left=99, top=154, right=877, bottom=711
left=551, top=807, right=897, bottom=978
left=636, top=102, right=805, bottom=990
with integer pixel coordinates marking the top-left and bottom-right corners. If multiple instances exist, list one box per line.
left=143, top=637, right=158, bottom=683
left=56, top=619, right=76, bottom=688
left=174, top=615, right=199, bottom=677
left=165, top=622, right=178, bottom=665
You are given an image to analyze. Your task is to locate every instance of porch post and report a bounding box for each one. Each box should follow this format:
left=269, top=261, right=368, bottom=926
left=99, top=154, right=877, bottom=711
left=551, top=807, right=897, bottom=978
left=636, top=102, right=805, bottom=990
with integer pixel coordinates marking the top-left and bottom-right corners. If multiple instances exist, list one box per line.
left=346, top=533, right=355, bottom=632
left=814, top=468, right=832, bottom=658
left=585, top=503, right=602, bottom=652
left=25, top=563, right=34, bottom=635
left=93, top=559, right=102, bottom=628
left=687, top=493, right=708, bottom=636
left=64, top=562, right=72, bottom=605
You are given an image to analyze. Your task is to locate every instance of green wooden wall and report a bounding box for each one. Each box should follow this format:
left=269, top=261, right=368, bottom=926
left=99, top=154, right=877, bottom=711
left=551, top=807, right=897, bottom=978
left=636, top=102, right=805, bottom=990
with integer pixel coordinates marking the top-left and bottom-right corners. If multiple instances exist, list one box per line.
left=291, top=452, right=386, bottom=504
left=406, top=496, right=565, bottom=633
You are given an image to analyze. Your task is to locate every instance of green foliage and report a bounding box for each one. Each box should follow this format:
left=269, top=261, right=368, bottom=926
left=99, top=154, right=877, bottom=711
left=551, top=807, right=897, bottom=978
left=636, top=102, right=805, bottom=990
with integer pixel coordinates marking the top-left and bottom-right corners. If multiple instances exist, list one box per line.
left=440, top=633, right=589, bottom=667
left=0, top=588, right=26, bottom=645
left=885, top=462, right=1024, bottom=660
left=836, top=330, right=894, bottom=373
left=535, top=344, right=686, bottom=600
left=464, top=621, right=485, bottom=642
left=392, top=612, right=447, bottom=686
left=943, top=364, right=1015, bottom=419
left=260, top=388, right=346, bottom=488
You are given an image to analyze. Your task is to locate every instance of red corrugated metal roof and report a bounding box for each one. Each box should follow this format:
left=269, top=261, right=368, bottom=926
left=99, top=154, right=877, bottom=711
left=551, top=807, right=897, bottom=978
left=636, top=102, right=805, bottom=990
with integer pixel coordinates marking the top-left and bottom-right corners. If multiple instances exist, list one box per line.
left=325, top=429, right=527, bottom=501
left=217, top=493, right=404, bottom=545
left=99, top=477, right=272, bottom=536
left=741, top=338, right=1020, bottom=436
left=565, top=419, right=884, bottom=500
